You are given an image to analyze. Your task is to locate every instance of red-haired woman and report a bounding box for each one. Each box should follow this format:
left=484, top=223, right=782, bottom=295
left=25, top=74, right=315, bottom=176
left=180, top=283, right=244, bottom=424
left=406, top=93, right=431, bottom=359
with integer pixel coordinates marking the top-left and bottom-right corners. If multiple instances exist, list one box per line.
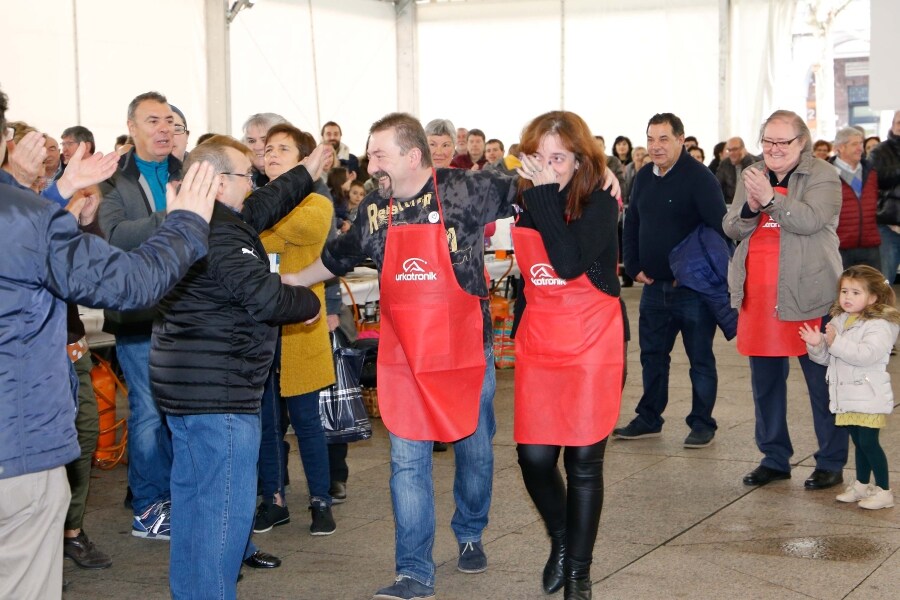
left=513, top=111, right=624, bottom=600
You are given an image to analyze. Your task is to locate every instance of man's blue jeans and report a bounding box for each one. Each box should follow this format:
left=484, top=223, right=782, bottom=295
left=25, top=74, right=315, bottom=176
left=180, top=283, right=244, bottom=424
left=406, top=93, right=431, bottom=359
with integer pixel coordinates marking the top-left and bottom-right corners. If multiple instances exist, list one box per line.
left=168, top=413, right=260, bottom=600
left=387, top=353, right=496, bottom=587
left=117, top=333, right=172, bottom=514
left=634, top=281, right=718, bottom=432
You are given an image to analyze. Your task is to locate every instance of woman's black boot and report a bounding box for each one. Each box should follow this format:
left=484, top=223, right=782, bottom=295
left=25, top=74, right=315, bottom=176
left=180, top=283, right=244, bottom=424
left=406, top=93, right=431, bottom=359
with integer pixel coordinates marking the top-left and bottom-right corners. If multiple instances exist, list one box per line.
left=563, top=559, right=591, bottom=600
left=542, top=531, right=566, bottom=594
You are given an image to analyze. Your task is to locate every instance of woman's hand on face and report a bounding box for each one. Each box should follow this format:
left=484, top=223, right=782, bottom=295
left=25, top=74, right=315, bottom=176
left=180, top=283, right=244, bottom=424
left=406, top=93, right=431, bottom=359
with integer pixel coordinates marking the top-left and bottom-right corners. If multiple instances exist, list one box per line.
left=515, top=153, right=557, bottom=187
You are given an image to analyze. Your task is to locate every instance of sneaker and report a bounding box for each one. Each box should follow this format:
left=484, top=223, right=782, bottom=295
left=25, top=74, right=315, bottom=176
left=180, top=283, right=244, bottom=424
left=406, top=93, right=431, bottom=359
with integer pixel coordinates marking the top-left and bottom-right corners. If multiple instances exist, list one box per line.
left=330, top=480, right=347, bottom=505
left=309, top=502, right=336, bottom=536
left=684, top=428, right=715, bottom=448
left=63, top=530, right=112, bottom=569
left=612, top=420, right=661, bottom=440
left=457, top=541, right=487, bottom=574
left=132, top=500, right=171, bottom=540
left=836, top=480, right=873, bottom=503
left=253, top=501, right=290, bottom=533
left=372, top=575, right=435, bottom=600
left=858, top=487, right=895, bottom=510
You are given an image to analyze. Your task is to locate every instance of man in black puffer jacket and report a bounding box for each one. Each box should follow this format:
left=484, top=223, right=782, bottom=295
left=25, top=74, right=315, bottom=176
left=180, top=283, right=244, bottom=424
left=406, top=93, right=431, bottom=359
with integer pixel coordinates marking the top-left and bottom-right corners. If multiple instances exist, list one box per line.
left=869, top=111, right=900, bottom=282
left=150, top=137, right=329, bottom=599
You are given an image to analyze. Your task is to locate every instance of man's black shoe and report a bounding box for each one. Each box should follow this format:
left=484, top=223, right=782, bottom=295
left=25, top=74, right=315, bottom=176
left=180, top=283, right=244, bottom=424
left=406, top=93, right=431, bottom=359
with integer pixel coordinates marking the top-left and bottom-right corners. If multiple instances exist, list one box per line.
left=742, top=465, right=791, bottom=486
left=330, top=480, right=347, bottom=504
left=804, top=469, right=843, bottom=490
left=64, top=530, right=112, bottom=569
left=242, top=551, right=281, bottom=569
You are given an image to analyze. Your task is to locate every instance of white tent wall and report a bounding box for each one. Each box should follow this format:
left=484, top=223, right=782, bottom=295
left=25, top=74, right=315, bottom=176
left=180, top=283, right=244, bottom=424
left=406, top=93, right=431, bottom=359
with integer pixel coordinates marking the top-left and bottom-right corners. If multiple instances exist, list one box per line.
left=416, top=0, right=771, bottom=158
left=2, top=1, right=890, bottom=164
left=1, top=0, right=208, bottom=154
left=228, top=0, right=397, bottom=156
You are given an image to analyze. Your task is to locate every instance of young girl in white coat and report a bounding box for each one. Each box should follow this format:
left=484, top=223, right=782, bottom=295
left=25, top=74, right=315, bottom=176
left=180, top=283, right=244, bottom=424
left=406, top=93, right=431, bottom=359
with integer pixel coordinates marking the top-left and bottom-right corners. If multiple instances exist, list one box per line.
left=800, top=265, right=899, bottom=509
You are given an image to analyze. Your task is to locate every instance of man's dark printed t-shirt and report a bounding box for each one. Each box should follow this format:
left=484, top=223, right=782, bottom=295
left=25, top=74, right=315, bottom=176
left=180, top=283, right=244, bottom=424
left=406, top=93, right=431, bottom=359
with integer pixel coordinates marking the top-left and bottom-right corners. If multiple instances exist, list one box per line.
left=322, top=168, right=518, bottom=347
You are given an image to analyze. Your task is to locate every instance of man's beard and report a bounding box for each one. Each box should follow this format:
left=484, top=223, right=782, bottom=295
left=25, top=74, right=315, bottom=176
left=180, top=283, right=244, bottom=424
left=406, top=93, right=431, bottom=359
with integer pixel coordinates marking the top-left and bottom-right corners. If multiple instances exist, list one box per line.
left=330, top=140, right=340, bottom=152
left=373, top=170, right=392, bottom=199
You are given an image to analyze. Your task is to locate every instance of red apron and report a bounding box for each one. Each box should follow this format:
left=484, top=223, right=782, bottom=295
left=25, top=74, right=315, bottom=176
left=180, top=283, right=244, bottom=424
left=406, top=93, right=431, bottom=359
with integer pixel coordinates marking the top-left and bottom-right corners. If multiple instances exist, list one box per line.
left=377, top=170, right=487, bottom=442
left=736, top=193, right=815, bottom=357
left=511, top=226, right=624, bottom=445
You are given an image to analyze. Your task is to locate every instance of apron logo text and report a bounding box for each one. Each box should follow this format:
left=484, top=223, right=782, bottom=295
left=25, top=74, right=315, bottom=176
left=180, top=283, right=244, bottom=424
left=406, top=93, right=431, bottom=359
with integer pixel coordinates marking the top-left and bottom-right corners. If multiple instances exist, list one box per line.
left=530, top=264, right=567, bottom=286
left=397, top=258, right=438, bottom=281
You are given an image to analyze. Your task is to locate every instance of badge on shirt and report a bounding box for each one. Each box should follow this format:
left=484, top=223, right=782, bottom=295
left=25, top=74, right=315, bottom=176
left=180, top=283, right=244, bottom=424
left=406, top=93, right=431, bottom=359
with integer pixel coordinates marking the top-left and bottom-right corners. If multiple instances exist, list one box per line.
left=428, top=211, right=440, bottom=224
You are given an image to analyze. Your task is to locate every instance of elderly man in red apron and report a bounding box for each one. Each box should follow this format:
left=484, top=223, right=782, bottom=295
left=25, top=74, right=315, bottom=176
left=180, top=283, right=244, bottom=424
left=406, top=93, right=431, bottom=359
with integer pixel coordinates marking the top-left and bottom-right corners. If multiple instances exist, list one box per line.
left=284, top=113, right=517, bottom=600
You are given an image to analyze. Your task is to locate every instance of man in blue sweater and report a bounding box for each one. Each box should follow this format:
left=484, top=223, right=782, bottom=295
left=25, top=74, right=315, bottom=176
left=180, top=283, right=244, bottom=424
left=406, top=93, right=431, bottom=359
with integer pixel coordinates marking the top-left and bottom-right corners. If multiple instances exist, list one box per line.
left=619, top=113, right=727, bottom=448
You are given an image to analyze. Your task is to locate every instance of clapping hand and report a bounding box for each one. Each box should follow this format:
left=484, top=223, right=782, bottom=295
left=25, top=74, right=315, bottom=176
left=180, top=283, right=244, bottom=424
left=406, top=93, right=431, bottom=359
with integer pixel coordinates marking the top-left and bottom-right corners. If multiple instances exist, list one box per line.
left=8, top=131, right=46, bottom=188
left=798, top=323, right=824, bottom=346
left=742, top=166, right=774, bottom=212
left=56, top=143, right=120, bottom=199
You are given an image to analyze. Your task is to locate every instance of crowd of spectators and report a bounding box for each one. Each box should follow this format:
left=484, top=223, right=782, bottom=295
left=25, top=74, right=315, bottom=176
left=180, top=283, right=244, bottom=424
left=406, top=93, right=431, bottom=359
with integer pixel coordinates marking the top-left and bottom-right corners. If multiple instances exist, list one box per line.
left=2, top=80, right=898, bottom=600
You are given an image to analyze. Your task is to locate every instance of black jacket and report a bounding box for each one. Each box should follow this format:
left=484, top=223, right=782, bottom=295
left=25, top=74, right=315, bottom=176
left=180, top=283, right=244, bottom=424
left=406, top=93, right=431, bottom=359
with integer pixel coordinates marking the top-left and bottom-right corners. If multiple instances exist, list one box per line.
left=150, top=164, right=321, bottom=415
left=869, top=132, right=900, bottom=225
left=99, top=151, right=183, bottom=335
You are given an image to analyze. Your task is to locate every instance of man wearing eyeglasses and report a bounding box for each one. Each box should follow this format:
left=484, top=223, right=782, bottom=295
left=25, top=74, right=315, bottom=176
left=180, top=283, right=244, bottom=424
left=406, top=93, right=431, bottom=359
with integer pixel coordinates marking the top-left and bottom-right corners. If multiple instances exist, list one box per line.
left=716, top=136, right=756, bottom=204
left=149, top=137, right=330, bottom=598
left=170, top=104, right=190, bottom=163
left=98, top=91, right=183, bottom=541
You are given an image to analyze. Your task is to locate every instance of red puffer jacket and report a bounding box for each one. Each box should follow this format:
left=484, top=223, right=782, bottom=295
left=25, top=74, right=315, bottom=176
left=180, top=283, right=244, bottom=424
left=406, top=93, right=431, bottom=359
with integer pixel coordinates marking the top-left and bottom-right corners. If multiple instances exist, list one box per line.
left=836, top=164, right=880, bottom=250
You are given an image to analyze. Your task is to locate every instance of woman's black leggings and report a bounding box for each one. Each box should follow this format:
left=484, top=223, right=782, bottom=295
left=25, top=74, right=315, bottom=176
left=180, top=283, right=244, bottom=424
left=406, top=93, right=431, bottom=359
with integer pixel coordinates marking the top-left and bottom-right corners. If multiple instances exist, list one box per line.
left=847, top=425, right=889, bottom=489
left=516, top=438, right=607, bottom=566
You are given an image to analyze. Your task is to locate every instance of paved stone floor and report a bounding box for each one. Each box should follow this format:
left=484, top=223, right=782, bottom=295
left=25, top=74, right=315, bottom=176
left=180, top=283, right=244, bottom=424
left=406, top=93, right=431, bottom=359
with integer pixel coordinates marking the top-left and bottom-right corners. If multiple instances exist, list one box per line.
left=63, top=286, right=900, bottom=599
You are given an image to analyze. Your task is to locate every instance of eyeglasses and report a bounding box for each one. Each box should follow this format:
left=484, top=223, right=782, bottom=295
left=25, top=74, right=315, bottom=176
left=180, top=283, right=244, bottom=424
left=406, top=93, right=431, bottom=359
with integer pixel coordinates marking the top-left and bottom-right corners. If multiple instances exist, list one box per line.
left=60, top=140, right=79, bottom=148
left=221, top=172, right=254, bottom=183
left=173, top=125, right=188, bottom=135
left=761, top=136, right=799, bottom=150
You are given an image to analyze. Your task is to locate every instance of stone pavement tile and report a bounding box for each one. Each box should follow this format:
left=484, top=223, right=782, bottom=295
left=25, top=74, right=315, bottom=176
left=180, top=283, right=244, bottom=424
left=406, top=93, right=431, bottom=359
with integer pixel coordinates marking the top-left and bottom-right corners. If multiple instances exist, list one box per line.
left=595, top=545, right=813, bottom=600
left=686, top=484, right=900, bottom=531
left=845, top=547, right=900, bottom=599
left=666, top=529, right=900, bottom=600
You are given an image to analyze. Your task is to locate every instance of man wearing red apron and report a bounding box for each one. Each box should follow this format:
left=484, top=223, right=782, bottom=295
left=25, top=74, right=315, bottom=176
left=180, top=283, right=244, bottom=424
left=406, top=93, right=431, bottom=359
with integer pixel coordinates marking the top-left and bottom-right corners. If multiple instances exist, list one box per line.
left=283, top=113, right=517, bottom=600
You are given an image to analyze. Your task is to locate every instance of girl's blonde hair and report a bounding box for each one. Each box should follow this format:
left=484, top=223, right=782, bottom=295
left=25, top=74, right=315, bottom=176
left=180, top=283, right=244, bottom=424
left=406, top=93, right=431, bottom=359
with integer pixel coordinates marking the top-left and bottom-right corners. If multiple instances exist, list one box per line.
left=830, top=265, right=898, bottom=319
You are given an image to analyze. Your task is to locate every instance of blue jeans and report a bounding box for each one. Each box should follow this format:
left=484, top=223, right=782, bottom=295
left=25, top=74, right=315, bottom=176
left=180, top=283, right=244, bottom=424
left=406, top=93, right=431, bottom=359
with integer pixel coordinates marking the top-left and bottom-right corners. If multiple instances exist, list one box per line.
left=285, top=390, right=332, bottom=504
left=168, top=413, right=260, bottom=600
left=878, top=224, right=900, bottom=283
left=258, top=364, right=289, bottom=501
left=388, top=352, right=496, bottom=587
left=117, top=333, right=172, bottom=514
left=749, top=354, right=848, bottom=473
left=634, top=281, right=718, bottom=432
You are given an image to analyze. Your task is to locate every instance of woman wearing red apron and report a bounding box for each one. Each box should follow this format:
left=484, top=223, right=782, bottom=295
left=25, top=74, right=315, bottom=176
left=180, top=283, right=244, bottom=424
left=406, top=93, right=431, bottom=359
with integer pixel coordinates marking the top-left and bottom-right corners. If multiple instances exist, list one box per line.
left=723, top=110, right=846, bottom=490
left=513, top=112, right=624, bottom=600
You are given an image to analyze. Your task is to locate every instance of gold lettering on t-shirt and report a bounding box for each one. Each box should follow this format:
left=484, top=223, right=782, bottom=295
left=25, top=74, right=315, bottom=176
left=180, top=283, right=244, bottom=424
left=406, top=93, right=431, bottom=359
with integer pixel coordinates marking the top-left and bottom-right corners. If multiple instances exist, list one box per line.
left=446, top=227, right=458, bottom=252
left=366, top=192, right=436, bottom=234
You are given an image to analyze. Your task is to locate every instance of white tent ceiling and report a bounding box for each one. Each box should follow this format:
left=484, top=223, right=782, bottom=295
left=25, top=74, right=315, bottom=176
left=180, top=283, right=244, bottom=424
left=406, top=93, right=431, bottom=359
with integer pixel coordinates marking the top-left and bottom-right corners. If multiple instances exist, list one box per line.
left=1, top=0, right=894, bottom=158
